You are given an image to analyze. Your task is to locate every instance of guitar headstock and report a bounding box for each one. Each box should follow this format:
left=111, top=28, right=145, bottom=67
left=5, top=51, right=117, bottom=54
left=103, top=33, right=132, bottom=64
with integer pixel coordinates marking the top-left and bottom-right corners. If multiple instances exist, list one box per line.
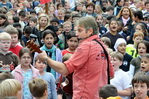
left=26, top=40, right=42, bottom=53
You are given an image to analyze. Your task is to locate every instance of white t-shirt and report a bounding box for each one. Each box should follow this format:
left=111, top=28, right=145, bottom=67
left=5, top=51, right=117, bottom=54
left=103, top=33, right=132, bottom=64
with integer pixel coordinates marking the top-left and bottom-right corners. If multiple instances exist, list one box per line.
left=110, top=69, right=132, bottom=99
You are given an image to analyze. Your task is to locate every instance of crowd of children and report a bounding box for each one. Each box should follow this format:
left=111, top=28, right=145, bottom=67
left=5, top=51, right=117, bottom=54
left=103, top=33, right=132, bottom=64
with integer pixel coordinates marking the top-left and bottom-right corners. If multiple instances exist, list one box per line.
left=0, top=0, right=149, bottom=98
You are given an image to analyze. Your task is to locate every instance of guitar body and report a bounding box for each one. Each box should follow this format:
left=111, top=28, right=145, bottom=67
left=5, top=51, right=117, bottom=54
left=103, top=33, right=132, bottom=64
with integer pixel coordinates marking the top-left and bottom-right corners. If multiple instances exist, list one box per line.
left=61, top=73, right=73, bottom=96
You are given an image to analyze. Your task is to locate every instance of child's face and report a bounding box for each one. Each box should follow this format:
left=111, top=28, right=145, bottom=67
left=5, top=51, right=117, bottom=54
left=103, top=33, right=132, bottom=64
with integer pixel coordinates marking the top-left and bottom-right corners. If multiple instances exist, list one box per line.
left=58, top=4, right=63, bottom=10
left=133, top=36, right=143, bottom=45
left=64, top=2, right=70, bottom=10
left=20, top=53, right=31, bottom=67
left=96, top=16, right=103, bottom=25
left=67, top=37, right=79, bottom=51
left=10, top=34, right=18, bottom=47
left=58, top=11, right=65, bottom=19
left=35, top=59, right=46, bottom=72
left=39, top=17, right=48, bottom=27
left=49, top=7, right=55, bottom=14
left=109, top=21, right=118, bottom=33
left=8, top=16, right=14, bottom=24
left=30, top=13, right=37, bottom=18
left=141, top=57, right=149, bottom=72
left=133, top=82, right=149, bottom=99
left=117, top=43, right=126, bottom=55
left=86, top=5, right=94, bottom=14
left=135, top=25, right=143, bottom=32
left=124, top=1, right=130, bottom=7
left=146, top=3, right=149, bottom=12
left=43, top=34, right=54, bottom=49
left=19, top=16, right=26, bottom=22
left=63, top=24, right=72, bottom=33
left=138, top=43, right=147, bottom=56
left=72, top=17, right=79, bottom=23
left=111, top=57, right=122, bottom=71
left=122, top=8, right=130, bottom=19
left=118, top=0, right=124, bottom=6
left=51, top=22, right=58, bottom=26
left=117, top=23, right=123, bottom=32
left=56, top=28, right=63, bottom=35
left=76, top=5, right=83, bottom=11
left=0, top=39, right=11, bottom=52
left=29, top=21, right=36, bottom=27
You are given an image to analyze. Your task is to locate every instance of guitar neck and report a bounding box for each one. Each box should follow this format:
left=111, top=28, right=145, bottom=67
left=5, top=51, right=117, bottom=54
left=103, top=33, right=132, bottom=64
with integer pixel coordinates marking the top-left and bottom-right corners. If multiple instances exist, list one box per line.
left=36, top=50, right=42, bottom=53
left=26, top=40, right=43, bottom=53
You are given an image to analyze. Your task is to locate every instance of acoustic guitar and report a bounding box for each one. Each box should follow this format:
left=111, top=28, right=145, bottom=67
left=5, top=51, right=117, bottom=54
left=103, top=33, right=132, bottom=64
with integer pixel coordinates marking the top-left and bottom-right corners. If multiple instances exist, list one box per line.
left=26, top=40, right=73, bottom=96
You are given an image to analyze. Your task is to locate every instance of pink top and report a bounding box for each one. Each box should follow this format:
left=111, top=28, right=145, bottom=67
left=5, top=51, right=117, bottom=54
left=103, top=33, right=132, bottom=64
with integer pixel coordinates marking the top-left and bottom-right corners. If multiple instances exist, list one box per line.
left=64, top=35, right=114, bottom=99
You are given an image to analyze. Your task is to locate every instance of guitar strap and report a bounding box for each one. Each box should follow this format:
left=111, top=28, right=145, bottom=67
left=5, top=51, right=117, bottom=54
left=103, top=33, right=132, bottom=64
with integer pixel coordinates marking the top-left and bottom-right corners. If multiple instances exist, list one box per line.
left=93, top=39, right=110, bottom=84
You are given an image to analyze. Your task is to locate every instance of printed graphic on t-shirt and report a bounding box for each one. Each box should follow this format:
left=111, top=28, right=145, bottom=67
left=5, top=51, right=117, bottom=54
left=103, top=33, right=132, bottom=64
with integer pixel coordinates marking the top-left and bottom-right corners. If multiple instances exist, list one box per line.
left=0, top=61, right=14, bottom=72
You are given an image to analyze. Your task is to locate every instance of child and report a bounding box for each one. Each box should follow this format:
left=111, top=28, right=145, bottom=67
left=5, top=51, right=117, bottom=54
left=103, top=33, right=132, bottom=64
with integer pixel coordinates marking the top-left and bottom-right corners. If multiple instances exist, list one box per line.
left=117, top=21, right=127, bottom=40
left=62, top=33, right=79, bottom=56
left=58, top=21, right=72, bottom=49
left=140, top=54, right=149, bottom=75
left=57, top=9, right=65, bottom=24
left=56, top=25, right=64, bottom=50
left=114, top=38, right=133, bottom=72
left=0, top=32, right=19, bottom=72
left=4, top=25, right=23, bottom=56
left=29, top=17, right=37, bottom=29
left=132, top=72, right=149, bottom=99
left=128, top=40, right=149, bottom=79
left=28, top=78, right=48, bottom=99
left=12, top=48, right=40, bottom=99
left=56, top=24, right=63, bottom=36
left=114, top=0, right=124, bottom=16
left=72, top=14, right=80, bottom=31
left=128, top=23, right=149, bottom=44
left=144, top=0, right=149, bottom=17
left=110, top=52, right=132, bottom=99
left=96, top=15, right=107, bottom=36
left=126, top=32, right=144, bottom=58
left=32, top=13, right=50, bottom=47
left=101, top=37, right=113, bottom=54
left=134, top=23, right=149, bottom=42
left=0, top=79, right=22, bottom=99
left=18, top=10, right=26, bottom=31
left=21, top=26, right=32, bottom=46
left=50, top=17, right=59, bottom=26
left=34, top=56, right=57, bottom=99
left=34, top=29, right=62, bottom=79
left=102, top=18, right=123, bottom=50
left=99, top=84, right=121, bottom=99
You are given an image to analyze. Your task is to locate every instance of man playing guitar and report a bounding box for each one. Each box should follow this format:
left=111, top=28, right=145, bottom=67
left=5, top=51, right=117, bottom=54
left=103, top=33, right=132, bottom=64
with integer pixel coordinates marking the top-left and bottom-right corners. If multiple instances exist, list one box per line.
left=37, top=16, right=114, bottom=99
